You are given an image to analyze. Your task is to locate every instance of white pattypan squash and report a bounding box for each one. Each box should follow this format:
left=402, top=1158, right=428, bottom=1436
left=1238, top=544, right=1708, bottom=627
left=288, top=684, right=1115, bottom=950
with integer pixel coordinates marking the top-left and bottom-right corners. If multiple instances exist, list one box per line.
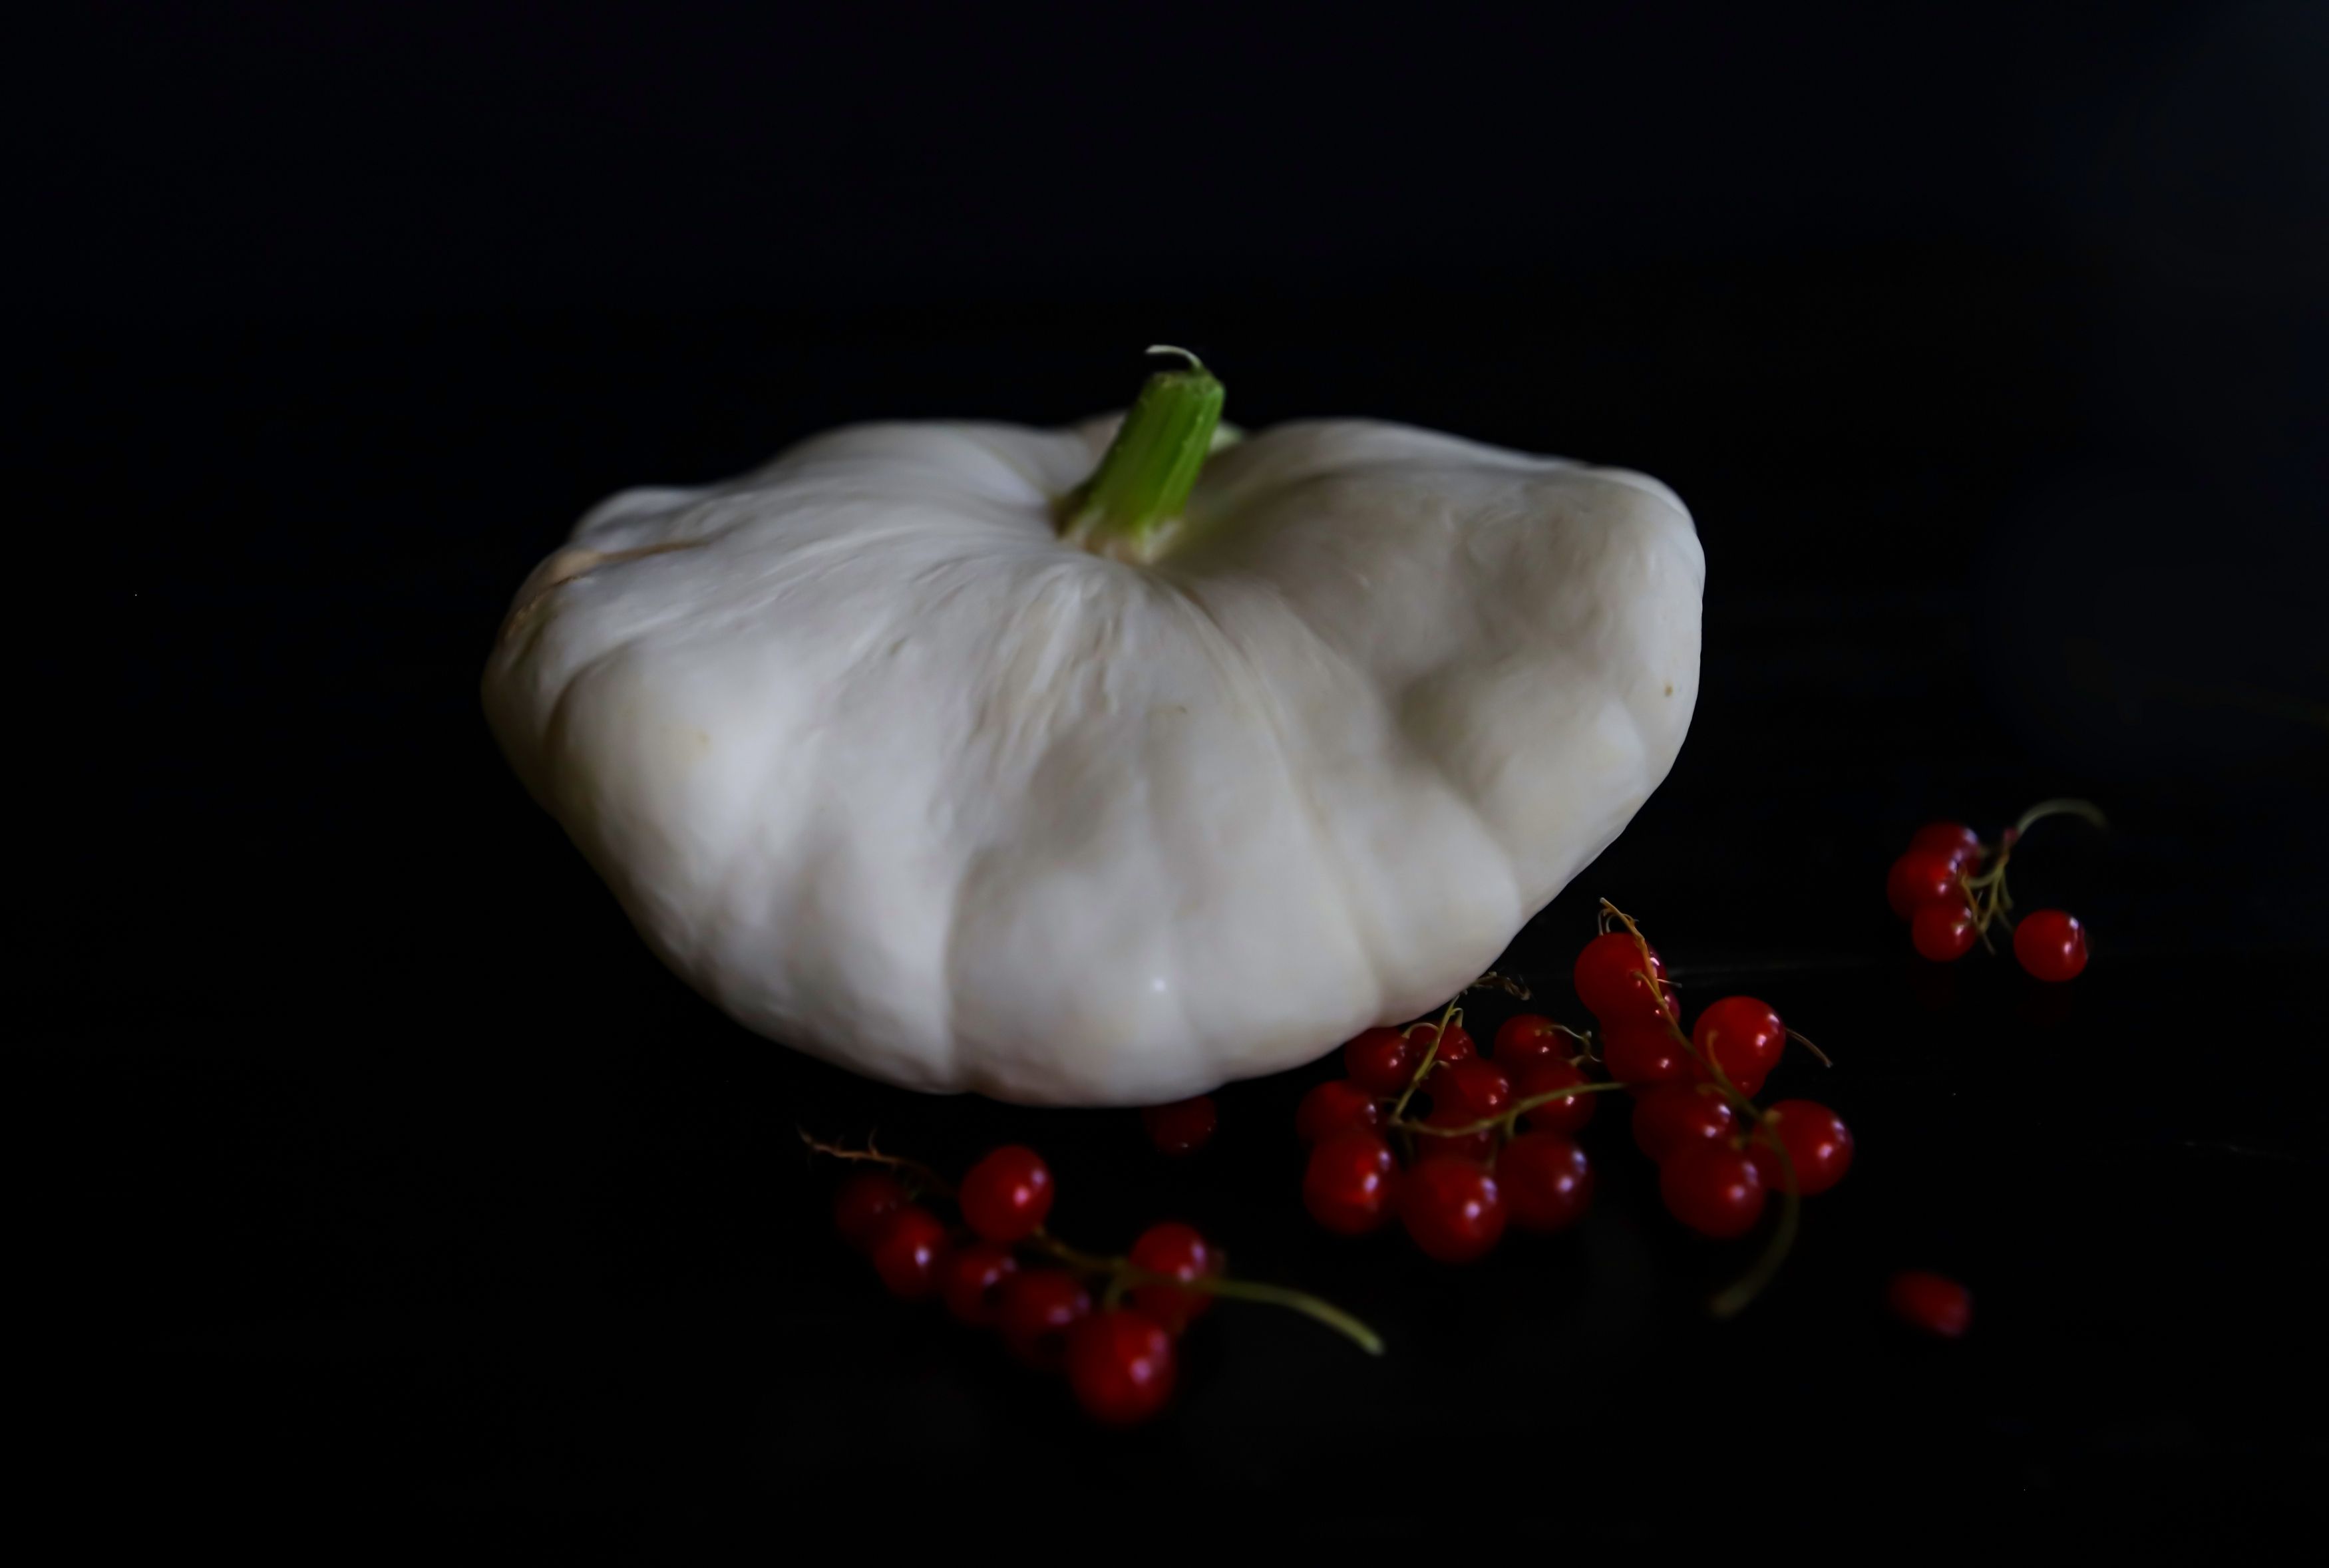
left=484, top=357, right=1702, bottom=1105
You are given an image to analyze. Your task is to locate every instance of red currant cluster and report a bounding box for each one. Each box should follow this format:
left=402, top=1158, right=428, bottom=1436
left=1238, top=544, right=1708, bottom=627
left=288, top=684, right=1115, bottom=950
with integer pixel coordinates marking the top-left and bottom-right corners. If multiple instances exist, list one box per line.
left=812, top=1134, right=1378, bottom=1426
left=1300, top=903, right=1851, bottom=1314
left=1884, top=800, right=2103, bottom=977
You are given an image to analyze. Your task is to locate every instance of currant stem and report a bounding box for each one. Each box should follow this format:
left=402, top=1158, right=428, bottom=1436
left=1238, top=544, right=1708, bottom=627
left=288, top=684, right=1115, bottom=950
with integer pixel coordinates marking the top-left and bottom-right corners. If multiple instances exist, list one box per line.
left=1029, top=1229, right=1384, bottom=1355
left=2012, top=798, right=2109, bottom=839
left=798, top=1129, right=956, bottom=1200
left=1391, top=1078, right=1632, bottom=1140
left=1387, top=1001, right=1461, bottom=1125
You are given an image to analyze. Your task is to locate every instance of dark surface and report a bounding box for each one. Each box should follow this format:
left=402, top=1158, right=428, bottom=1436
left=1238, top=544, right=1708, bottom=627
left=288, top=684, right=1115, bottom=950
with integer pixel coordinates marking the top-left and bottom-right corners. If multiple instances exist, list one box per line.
left=25, top=1, right=2329, bottom=1547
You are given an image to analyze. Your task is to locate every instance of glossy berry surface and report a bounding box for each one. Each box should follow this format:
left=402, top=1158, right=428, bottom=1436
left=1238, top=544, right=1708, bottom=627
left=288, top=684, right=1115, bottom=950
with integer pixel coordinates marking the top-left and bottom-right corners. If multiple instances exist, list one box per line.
left=1910, top=900, right=1978, bottom=962
left=1493, top=1014, right=1571, bottom=1068
left=940, top=1241, right=1019, bottom=1326
left=1574, top=931, right=1676, bottom=1023
left=1659, top=1142, right=1767, bottom=1239
left=1413, top=1104, right=1498, bottom=1165
left=1749, top=1100, right=1855, bottom=1195
left=1499, top=1132, right=1593, bottom=1232
left=832, top=1172, right=908, bottom=1251
left=1603, top=1019, right=1692, bottom=1092
left=1691, top=997, right=1785, bottom=1088
left=1432, top=1058, right=1513, bottom=1122
left=1127, top=1221, right=1217, bottom=1334
left=1066, top=1310, right=1176, bottom=1425
left=995, top=1269, right=1092, bottom=1369
left=1400, top=1158, right=1507, bottom=1263
left=2013, top=909, right=2089, bottom=981
left=1303, top=1130, right=1399, bottom=1235
left=1344, top=1027, right=1420, bottom=1095
left=1887, top=848, right=1966, bottom=918
left=1887, top=1270, right=1973, bottom=1337
left=1141, top=1096, right=1217, bottom=1156
left=1909, top=821, right=1983, bottom=869
left=1513, top=1058, right=1598, bottom=1134
left=1632, top=1082, right=1738, bottom=1163
left=958, top=1146, right=1055, bottom=1242
left=868, top=1205, right=951, bottom=1299
left=1407, top=1019, right=1476, bottom=1066
left=1296, top=1078, right=1383, bottom=1144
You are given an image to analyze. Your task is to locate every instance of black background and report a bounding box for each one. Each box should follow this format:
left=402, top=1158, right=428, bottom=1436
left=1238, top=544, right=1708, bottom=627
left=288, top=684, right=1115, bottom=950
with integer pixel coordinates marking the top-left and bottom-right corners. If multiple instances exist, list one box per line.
left=24, top=1, right=2329, bottom=1545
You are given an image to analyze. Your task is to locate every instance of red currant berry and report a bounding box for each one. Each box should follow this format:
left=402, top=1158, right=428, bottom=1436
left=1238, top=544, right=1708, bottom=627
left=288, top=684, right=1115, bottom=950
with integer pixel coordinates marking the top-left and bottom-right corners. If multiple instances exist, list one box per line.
left=1303, top=1130, right=1399, bottom=1235
left=1887, top=849, right=1966, bottom=918
left=1065, top=1309, right=1176, bottom=1425
left=1512, top=1058, right=1598, bottom=1134
left=1400, top=1158, right=1507, bottom=1263
left=1886, top=1270, right=1972, bottom=1338
left=1406, top=1019, right=1477, bottom=1066
left=958, top=1146, right=1055, bottom=1243
left=1141, top=1096, right=1217, bottom=1156
left=868, top=1205, right=951, bottom=1299
left=1910, top=900, right=1978, bottom=962
left=1344, top=1026, right=1419, bottom=1095
left=1631, top=1082, right=1738, bottom=1163
left=1126, top=1221, right=1218, bottom=1334
left=1748, top=1100, right=1855, bottom=1196
left=2013, top=909, right=2088, bottom=982
left=1433, top=1058, right=1514, bottom=1122
left=1492, top=1014, right=1570, bottom=1068
left=832, top=1172, right=908, bottom=1251
left=1909, top=821, right=1983, bottom=869
left=1690, top=996, right=1785, bottom=1089
left=1413, top=1104, right=1499, bottom=1165
left=940, top=1241, right=1019, bottom=1326
left=1658, top=1142, right=1766, bottom=1239
left=995, top=1269, right=1092, bottom=1370
left=1499, top=1132, right=1594, bottom=1233
left=1574, top=931, right=1676, bottom=1024
left=1296, top=1078, right=1383, bottom=1144
left=1603, top=1018, right=1692, bottom=1092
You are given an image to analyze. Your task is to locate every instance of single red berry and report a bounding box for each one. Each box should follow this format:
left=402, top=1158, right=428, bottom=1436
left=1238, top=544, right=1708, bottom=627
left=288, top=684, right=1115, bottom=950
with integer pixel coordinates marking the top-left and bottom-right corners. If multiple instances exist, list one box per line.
left=1413, top=1104, right=1499, bottom=1165
left=832, top=1172, right=908, bottom=1251
left=1141, top=1096, right=1218, bottom=1156
left=1690, top=997, right=1785, bottom=1090
left=1631, top=1082, right=1738, bottom=1163
left=1512, top=1058, right=1598, bottom=1134
left=1296, top=1078, right=1383, bottom=1144
left=1748, top=1100, right=1855, bottom=1196
left=1886, top=1270, right=1972, bottom=1338
left=1126, top=1221, right=1218, bottom=1334
left=1304, top=1130, right=1399, bottom=1235
left=1910, top=900, right=1978, bottom=962
left=1433, top=1058, right=1514, bottom=1122
left=1574, top=930, right=1677, bottom=1024
left=1602, top=1018, right=1692, bottom=1092
left=1400, top=1158, right=1507, bottom=1263
left=1065, top=1309, right=1176, bottom=1425
left=1493, top=1014, right=1572, bottom=1068
left=940, top=1241, right=1019, bottom=1326
left=868, top=1205, right=951, bottom=1299
left=2013, top=909, right=2089, bottom=982
left=1407, top=1019, right=1477, bottom=1066
left=1658, top=1142, right=1766, bottom=1239
left=1499, top=1132, right=1594, bottom=1233
left=1344, top=1026, right=1420, bottom=1095
left=995, top=1269, right=1093, bottom=1369
left=1887, top=849, right=1966, bottom=918
left=1909, top=821, right=1983, bottom=869
left=958, top=1145, right=1055, bottom=1243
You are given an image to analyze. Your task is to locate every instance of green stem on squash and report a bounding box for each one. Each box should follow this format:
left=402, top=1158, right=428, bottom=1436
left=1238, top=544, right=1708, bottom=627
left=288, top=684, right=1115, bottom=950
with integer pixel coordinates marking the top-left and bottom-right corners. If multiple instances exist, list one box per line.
left=1057, top=347, right=1226, bottom=562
